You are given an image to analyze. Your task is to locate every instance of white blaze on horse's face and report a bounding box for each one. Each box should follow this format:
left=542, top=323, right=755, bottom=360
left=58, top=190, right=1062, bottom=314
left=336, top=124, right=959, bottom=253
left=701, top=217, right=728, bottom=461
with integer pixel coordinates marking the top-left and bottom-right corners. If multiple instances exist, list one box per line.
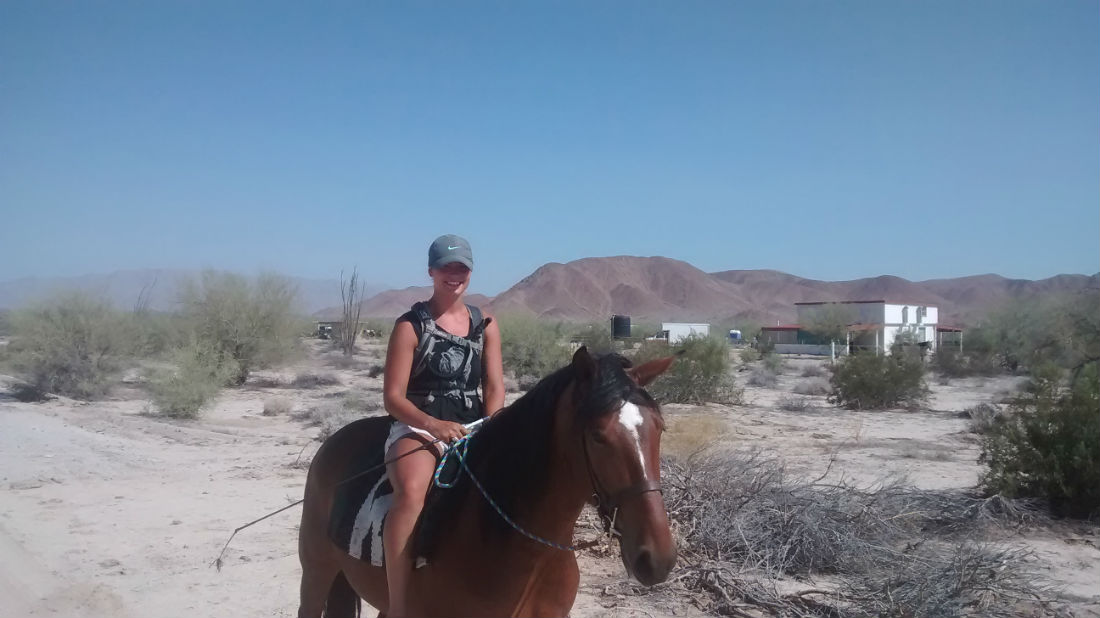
left=618, top=401, right=647, bottom=479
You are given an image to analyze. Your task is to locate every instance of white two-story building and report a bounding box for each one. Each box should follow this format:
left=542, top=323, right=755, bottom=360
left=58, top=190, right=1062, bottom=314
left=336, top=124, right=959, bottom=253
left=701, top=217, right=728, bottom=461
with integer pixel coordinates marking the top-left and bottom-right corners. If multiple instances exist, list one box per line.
left=795, top=300, right=939, bottom=354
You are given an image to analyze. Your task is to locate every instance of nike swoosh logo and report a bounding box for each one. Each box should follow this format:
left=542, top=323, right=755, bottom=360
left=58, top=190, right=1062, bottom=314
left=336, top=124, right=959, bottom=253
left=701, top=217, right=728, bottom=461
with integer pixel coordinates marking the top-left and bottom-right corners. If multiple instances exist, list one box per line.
left=447, top=246, right=461, bottom=250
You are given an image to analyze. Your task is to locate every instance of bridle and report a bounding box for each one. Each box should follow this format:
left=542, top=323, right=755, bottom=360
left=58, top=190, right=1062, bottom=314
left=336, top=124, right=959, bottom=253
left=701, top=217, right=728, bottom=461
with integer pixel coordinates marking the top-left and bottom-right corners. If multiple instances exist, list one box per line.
left=580, top=404, right=663, bottom=537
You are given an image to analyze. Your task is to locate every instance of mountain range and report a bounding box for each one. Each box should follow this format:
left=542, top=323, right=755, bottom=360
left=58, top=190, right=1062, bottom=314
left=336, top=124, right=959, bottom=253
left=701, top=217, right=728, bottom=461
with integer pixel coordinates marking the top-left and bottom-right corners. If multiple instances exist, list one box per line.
left=319, top=256, right=1098, bottom=328
left=3, top=259, right=1095, bottom=328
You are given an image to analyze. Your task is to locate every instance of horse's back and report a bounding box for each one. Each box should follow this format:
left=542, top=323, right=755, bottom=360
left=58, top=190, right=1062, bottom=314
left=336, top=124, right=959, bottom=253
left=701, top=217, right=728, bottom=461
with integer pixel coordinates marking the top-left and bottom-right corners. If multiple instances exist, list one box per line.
left=304, top=415, right=391, bottom=510
left=301, top=416, right=391, bottom=549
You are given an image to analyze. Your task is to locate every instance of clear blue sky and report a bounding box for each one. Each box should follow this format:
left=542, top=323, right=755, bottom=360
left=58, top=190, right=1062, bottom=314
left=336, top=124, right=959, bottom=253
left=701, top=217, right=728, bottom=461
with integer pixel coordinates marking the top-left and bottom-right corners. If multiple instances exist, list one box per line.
left=2, top=2, right=1097, bottom=295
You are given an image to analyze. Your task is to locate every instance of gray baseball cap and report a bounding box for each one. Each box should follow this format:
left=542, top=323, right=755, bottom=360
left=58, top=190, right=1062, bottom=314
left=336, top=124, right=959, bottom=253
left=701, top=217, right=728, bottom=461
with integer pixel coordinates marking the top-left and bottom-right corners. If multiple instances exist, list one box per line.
left=428, top=234, right=474, bottom=270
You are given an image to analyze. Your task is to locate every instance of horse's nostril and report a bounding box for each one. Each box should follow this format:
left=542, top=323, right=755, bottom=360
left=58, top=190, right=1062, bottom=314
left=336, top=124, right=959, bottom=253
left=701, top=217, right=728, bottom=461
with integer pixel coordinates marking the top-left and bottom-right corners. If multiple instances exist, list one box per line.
left=632, top=550, right=657, bottom=586
left=631, top=546, right=674, bottom=586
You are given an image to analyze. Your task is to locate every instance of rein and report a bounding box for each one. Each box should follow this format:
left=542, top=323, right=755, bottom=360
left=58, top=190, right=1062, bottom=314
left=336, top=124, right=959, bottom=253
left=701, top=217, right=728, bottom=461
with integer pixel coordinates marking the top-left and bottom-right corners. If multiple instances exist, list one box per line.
left=433, top=404, right=663, bottom=552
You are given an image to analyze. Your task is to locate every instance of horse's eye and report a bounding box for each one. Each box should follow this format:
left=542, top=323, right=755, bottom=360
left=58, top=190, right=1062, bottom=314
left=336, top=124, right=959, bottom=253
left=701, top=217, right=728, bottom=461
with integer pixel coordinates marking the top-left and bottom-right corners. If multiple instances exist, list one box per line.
left=590, top=431, right=610, bottom=446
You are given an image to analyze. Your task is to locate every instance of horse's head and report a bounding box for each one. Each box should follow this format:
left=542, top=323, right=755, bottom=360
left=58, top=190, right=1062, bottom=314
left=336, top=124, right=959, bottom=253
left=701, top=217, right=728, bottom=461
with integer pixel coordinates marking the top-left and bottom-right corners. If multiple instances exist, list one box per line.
left=568, top=346, right=678, bottom=586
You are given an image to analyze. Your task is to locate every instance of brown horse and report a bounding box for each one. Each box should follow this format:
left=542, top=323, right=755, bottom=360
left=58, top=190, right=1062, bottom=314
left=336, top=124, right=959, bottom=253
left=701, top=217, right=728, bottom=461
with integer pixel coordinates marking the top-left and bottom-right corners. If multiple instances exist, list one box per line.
left=297, top=347, right=678, bottom=617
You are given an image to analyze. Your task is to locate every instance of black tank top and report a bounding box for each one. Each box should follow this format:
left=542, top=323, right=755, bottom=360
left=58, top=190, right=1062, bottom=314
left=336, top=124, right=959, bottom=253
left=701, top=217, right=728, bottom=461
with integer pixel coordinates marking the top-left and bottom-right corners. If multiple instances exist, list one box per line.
left=397, top=301, right=488, bottom=425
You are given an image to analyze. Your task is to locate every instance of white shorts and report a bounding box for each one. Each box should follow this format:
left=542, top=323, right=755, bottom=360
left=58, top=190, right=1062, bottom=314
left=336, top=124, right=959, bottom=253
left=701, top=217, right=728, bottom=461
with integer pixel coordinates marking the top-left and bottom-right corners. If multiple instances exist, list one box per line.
left=384, top=421, right=443, bottom=458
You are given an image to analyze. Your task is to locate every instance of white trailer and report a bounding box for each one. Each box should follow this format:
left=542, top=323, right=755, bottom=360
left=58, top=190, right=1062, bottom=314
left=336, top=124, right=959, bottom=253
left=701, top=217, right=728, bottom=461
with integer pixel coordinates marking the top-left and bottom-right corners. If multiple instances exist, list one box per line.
left=660, top=322, right=710, bottom=344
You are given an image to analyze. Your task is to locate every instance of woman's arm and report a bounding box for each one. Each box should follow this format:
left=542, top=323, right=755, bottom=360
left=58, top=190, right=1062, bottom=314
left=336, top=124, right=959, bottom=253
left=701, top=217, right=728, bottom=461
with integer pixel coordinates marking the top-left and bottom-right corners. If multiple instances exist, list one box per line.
left=383, top=319, right=465, bottom=442
left=481, top=317, right=505, bottom=416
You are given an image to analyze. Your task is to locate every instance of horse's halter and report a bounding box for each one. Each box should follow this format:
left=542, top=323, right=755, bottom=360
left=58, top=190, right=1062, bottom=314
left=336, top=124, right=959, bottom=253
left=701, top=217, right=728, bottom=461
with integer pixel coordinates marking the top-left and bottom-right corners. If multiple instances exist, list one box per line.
left=580, top=402, right=663, bottom=538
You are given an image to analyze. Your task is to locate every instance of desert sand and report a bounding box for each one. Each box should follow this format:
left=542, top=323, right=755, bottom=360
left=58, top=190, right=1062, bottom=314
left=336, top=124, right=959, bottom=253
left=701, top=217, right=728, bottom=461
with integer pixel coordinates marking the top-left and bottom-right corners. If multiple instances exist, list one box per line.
left=1, top=342, right=1097, bottom=617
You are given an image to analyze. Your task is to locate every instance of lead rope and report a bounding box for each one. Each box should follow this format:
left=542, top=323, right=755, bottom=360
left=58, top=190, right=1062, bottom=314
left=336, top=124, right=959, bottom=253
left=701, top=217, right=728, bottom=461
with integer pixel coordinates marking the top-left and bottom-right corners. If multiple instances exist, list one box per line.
left=434, top=432, right=577, bottom=552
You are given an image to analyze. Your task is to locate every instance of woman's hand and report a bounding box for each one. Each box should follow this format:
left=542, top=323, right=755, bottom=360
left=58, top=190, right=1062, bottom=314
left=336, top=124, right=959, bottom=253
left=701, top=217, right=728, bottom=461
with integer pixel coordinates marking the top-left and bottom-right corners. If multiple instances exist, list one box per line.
left=426, top=419, right=469, bottom=444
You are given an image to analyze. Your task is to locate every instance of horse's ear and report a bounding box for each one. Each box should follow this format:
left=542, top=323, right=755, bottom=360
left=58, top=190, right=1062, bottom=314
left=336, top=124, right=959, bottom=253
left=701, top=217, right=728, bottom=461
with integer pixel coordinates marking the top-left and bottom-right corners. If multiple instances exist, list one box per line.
left=571, top=345, right=597, bottom=384
left=628, top=352, right=682, bottom=387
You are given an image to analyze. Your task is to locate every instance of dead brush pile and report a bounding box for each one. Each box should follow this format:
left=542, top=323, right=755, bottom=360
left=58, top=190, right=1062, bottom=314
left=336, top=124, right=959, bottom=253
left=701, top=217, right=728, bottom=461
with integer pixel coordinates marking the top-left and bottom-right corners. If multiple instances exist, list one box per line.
left=627, top=450, right=1061, bottom=617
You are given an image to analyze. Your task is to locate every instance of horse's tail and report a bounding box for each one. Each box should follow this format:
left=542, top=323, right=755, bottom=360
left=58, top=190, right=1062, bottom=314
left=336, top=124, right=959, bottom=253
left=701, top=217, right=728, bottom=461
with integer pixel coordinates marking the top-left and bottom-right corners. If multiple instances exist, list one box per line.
left=321, top=571, right=361, bottom=618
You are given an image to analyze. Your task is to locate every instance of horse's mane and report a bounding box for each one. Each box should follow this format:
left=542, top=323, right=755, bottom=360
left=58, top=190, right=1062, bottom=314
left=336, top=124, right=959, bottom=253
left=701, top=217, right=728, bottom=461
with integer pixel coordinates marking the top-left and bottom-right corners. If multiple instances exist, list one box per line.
left=414, top=353, right=658, bottom=558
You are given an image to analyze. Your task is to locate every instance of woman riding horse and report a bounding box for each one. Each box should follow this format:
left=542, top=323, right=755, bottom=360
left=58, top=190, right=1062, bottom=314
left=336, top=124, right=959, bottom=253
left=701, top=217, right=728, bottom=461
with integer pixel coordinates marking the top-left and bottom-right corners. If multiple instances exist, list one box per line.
left=381, top=234, right=505, bottom=617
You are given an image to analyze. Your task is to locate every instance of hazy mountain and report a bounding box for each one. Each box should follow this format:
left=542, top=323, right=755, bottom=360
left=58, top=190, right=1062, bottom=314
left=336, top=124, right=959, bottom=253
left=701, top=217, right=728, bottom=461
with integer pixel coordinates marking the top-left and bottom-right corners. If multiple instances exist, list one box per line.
left=313, top=286, right=493, bottom=320
left=6, top=263, right=1095, bottom=328
left=0, top=269, right=385, bottom=315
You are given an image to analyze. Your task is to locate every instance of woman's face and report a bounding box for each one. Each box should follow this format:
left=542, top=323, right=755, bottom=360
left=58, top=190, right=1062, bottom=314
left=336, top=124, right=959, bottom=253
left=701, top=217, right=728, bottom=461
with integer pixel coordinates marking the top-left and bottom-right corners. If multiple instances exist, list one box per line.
left=429, top=261, right=471, bottom=297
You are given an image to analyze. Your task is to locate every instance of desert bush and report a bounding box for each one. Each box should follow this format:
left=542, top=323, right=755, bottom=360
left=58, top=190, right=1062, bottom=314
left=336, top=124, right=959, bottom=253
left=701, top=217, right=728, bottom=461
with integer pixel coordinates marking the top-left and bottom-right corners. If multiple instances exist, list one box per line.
left=800, top=360, right=827, bottom=376
left=568, top=322, right=614, bottom=355
left=980, top=364, right=1100, bottom=518
left=296, top=400, right=377, bottom=441
left=6, top=292, right=128, bottom=399
left=263, top=397, right=292, bottom=416
left=658, top=450, right=1051, bottom=617
left=9, top=381, right=51, bottom=402
left=497, top=314, right=571, bottom=382
left=367, top=364, right=384, bottom=378
left=324, top=353, right=366, bottom=371
left=343, top=389, right=384, bottom=413
left=792, top=377, right=830, bottom=396
left=761, top=352, right=785, bottom=373
left=127, top=311, right=187, bottom=358
left=746, top=367, right=777, bottom=387
left=932, top=347, right=1000, bottom=379
left=147, top=340, right=238, bottom=418
left=964, top=403, right=1004, bottom=434
left=828, top=350, right=928, bottom=410
left=179, top=271, right=300, bottom=384
left=738, top=346, right=760, bottom=363
left=635, top=335, right=740, bottom=404
left=291, top=372, right=341, bottom=389
left=776, top=395, right=812, bottom=412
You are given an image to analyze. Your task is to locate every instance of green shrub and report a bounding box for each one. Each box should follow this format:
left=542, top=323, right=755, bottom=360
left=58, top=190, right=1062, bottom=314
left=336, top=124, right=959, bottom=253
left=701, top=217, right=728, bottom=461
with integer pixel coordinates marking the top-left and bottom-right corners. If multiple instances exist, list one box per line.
left=568, top=322, right=614, bottom=355
left=747, top=367, right=778, bottom=387
left=828, top=350, right=928, bottom=410
left=739, top=347, right=761, bottom=363
left=7, top=292, right=127, bottom=399
left=635, top=335, right=740, bottom=404
left=965, top=403, right=1004, bottom=434
left=148, top=340, right=238, bottom=418
left=497, top=314, right=571, bottom=382
left=980, top=365, right=1100, bottom=518
left=762, top=352, right=785, bottom=373
left=932, top=347, right=1000, bottom=379
left=128, top=311, right=186, bottom=358
left=179, top=271, right=300, bottom=384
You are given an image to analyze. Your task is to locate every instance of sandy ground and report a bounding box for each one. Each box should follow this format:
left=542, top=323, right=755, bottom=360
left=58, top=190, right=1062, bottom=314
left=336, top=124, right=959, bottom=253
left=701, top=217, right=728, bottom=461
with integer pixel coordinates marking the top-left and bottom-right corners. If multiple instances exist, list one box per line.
left=1, top=344, right=1097, bottom=617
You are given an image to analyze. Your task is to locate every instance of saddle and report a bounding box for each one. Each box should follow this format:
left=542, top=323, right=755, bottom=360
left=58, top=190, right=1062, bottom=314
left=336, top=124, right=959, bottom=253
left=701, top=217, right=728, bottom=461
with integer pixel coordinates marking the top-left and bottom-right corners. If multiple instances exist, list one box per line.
left=327, top=418, right=456, bottom=567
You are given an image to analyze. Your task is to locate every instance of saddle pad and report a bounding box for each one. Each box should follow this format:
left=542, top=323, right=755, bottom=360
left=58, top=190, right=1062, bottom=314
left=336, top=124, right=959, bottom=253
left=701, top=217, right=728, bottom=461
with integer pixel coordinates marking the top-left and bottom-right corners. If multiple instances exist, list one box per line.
left=328, top=441, right=394, bottom=566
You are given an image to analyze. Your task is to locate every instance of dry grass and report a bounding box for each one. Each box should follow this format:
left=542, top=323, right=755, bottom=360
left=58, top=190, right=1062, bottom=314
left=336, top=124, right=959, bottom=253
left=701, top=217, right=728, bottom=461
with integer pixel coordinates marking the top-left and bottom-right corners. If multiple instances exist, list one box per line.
left=777, top=395, right=813, bottom=412
left=800, top=364, right=828, bottom=378
left=343, top=389, right=384, bottom=413
left=290, top=372, right=341, bottom=389
left=747, top=368, right=778, bottom=387
left=262, top=397, right=292, bottom=416
left=965, top=402, right=1004, bottom=434
left=663, top=415, right=731, bottom=459
left=620, top=450, right=1059, bottom=618
left=793, top=378, right=830, bottom=396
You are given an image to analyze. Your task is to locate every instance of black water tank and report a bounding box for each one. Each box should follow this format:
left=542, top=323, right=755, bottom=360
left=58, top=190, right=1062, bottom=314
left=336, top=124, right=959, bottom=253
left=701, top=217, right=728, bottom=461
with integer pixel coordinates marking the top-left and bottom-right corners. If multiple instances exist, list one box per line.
left=611, top=315, right=631, bottom=339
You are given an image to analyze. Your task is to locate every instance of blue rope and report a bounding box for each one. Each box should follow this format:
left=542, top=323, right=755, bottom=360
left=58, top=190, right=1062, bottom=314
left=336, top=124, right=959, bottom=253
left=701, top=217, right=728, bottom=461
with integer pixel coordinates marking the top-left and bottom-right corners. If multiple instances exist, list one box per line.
left=433, top=431, right=576, bottom=552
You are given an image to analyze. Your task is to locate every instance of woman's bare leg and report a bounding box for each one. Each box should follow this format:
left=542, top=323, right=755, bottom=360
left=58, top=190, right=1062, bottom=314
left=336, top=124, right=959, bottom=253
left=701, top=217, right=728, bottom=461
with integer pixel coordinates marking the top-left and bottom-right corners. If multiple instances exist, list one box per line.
left=382, top=437, right=436, bottom=618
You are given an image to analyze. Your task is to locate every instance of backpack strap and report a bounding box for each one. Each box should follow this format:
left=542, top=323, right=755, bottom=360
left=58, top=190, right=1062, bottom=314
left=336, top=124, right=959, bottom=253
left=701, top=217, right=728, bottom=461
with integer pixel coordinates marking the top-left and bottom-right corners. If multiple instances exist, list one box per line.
left=409, top=302, right=438, bottom=380
left=409, top=302, right=488, bottom=380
